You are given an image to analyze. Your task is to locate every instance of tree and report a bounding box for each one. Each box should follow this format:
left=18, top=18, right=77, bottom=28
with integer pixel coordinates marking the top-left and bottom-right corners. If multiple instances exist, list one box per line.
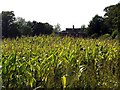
left=32, top=21, right=44, bottom=35
left=44, top=23, right=53, bottom=34
left=2, top=11, right=54, bottom=37
left=2, top=11, right=17, bottom=37
left=2, top=11, right=22, bottom=38
left=104, top=2, right=120, bottom=39
left=32, top=21, right=53, bottom=36
left=15, top=17, right=33, bottom=36
left=87, top=15, right=107, bottom=37
left=53, top=23, right=61, bottom=33
left=80, top=25, right=87, bottom=32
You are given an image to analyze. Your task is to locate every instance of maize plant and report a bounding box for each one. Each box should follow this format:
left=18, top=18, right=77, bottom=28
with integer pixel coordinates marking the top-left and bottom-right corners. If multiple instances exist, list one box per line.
left=1, top=35, right=120, bottom=89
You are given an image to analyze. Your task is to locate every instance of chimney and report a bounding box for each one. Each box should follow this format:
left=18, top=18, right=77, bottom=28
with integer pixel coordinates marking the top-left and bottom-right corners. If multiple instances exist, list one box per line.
left=73, top=25, right=74, bottom=30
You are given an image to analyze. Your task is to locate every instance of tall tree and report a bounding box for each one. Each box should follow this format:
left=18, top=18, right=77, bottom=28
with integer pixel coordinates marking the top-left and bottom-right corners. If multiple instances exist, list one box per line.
left=2, top=11, right=21, bottom=38
left=87, top=15, right=107, bottom=37
left=2, top=11, right=16, bottom=37
left=104, top=2, right=120, bottom=39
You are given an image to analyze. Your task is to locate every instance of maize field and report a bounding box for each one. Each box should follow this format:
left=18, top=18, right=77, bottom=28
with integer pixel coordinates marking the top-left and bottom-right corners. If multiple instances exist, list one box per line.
left=1, top=35, right=120, bottom=89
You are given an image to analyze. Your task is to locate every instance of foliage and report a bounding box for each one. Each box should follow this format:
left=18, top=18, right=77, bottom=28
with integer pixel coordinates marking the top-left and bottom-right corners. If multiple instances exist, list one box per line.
left=2, top=11, right=21, bottom=38
left=2, top=35, right=120, bottom=89
left=87, top=2, right=120, bottom=39
left=99, top=34, right=111, bottom=39
left=111, top=30, right=118, bottom=39
left=32, top=21, right=53, bottom=36
left=53, top=23, right=61, bottom=33
left=2, top=11, right=54, bottom=38
left=87, top=15, right=108, bottom=37
left=80, top=25, right=87, bottom=32
left=104, top=2, right=120, bottom=40
left=15, top=17, right=33, bottom=36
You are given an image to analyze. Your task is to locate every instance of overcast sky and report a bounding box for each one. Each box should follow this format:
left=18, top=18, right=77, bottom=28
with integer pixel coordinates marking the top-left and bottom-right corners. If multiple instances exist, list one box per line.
left=0, top=0, right=119, bottom=30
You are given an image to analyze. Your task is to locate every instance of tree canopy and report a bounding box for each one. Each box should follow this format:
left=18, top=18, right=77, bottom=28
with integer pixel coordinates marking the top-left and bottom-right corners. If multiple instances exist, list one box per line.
left=87, top=2, right=120, bottom=39
left=2, top=11, right=54, bottom=38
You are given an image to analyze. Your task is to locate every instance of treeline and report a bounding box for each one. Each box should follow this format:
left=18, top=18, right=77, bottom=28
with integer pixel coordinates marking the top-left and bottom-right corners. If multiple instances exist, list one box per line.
left=2, top=11, right=54, bottom=38
left=1, top=2, right=120, bottom=39
left=60, top=2, right=120, bottom=39
left=87, top=2, right=120, bottom=39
